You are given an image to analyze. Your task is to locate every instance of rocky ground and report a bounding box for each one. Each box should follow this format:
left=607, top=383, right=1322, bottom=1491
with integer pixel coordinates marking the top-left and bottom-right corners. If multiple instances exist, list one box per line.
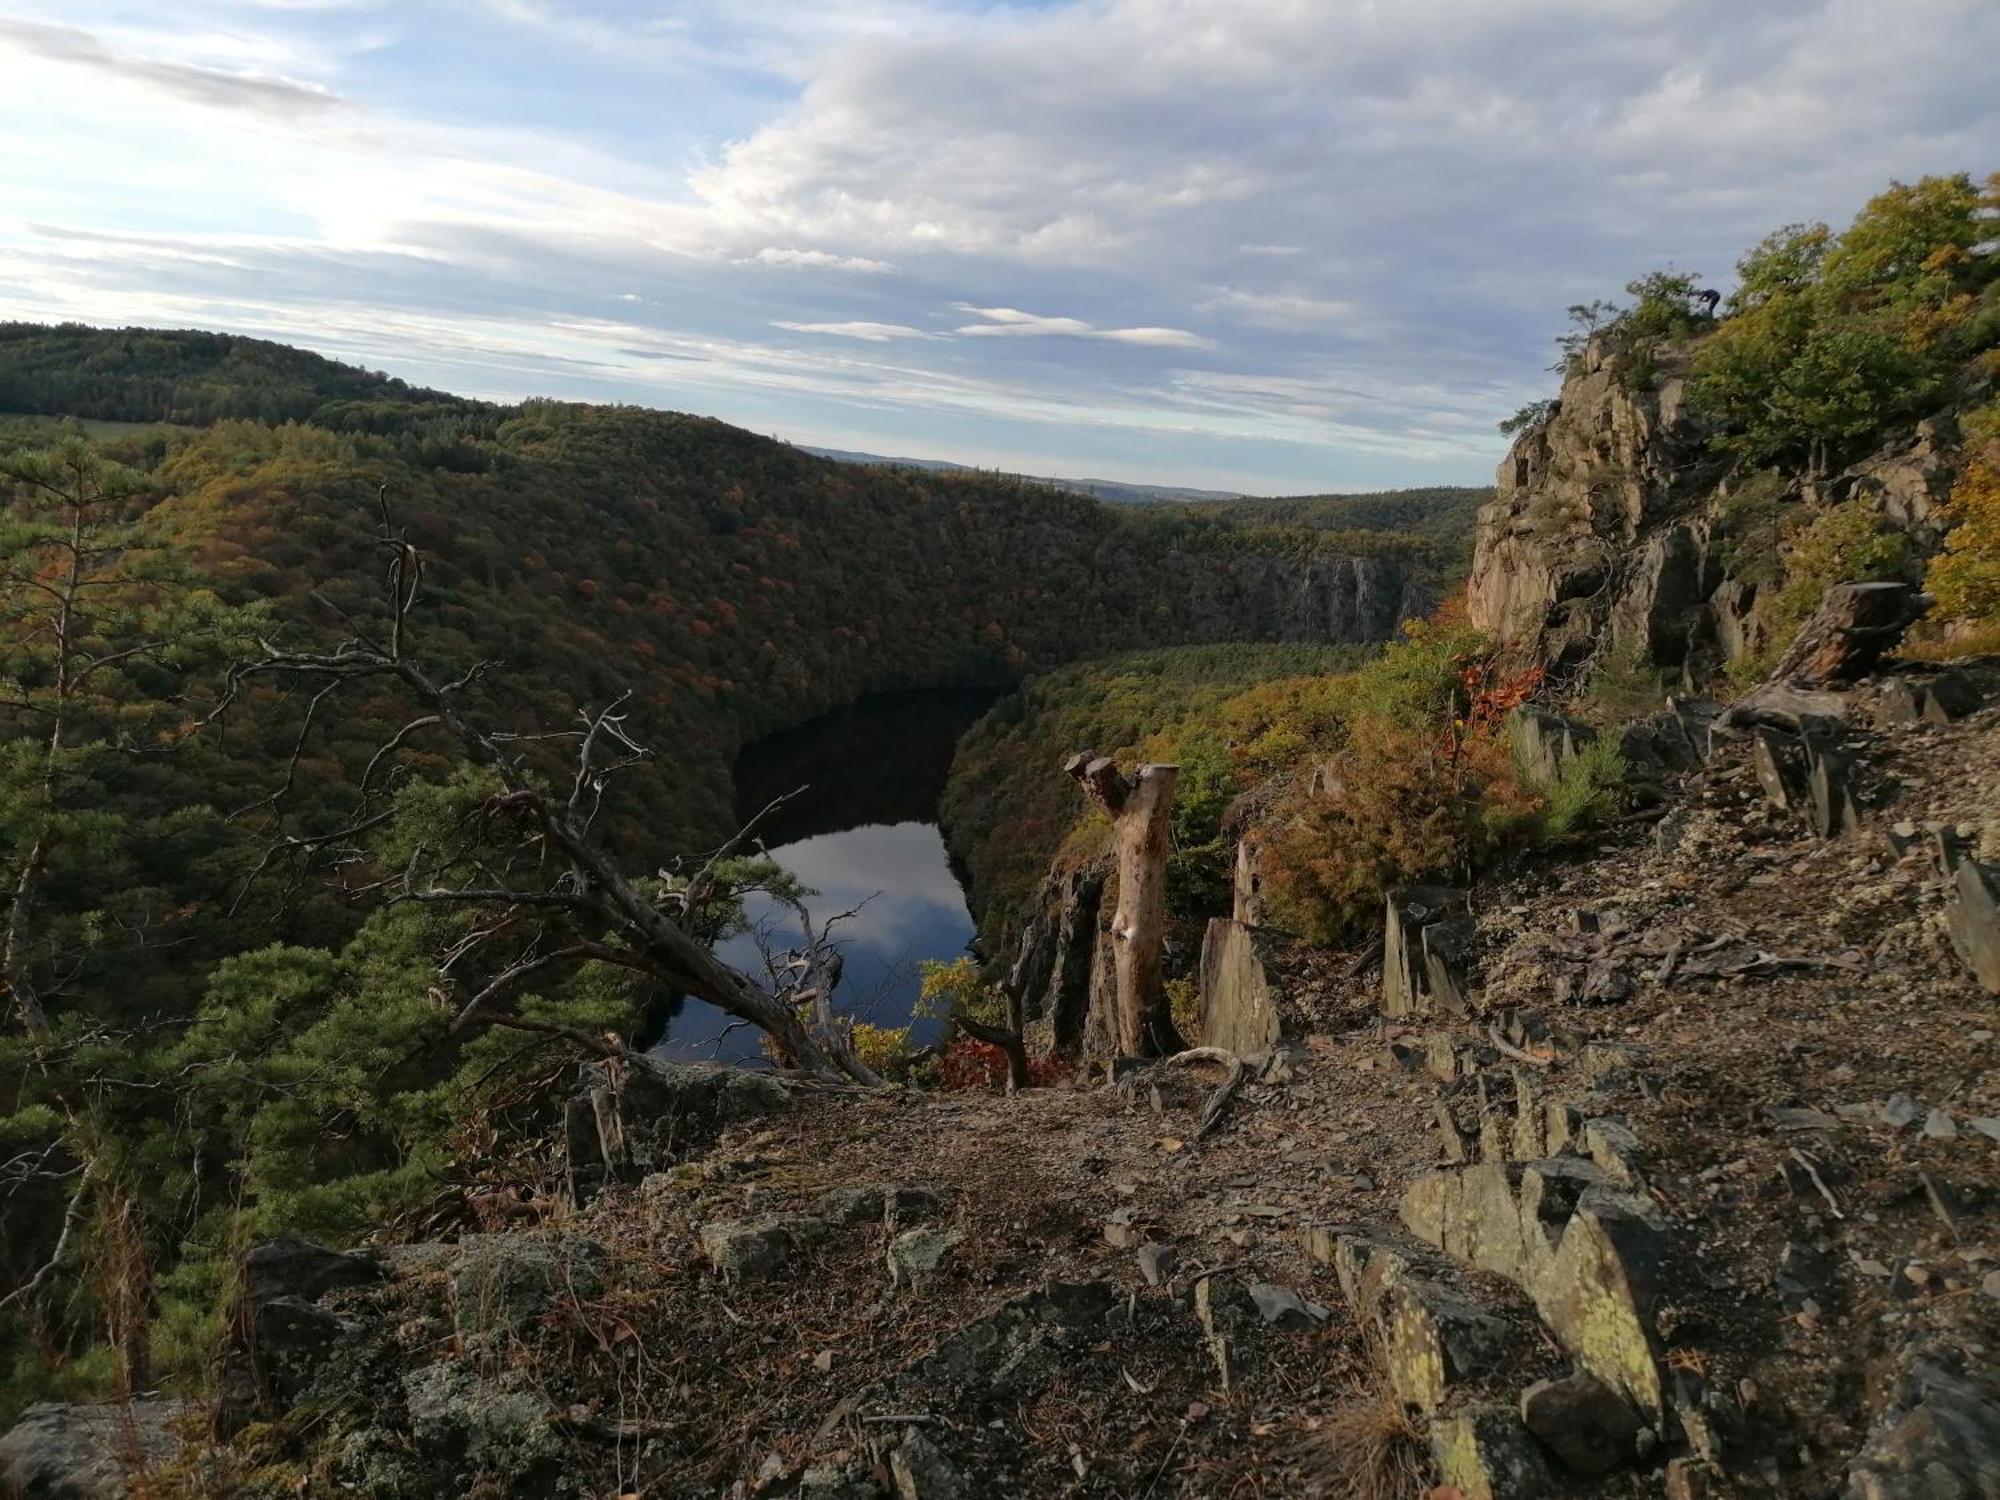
left=4, top=659, right=1998, bottom=1499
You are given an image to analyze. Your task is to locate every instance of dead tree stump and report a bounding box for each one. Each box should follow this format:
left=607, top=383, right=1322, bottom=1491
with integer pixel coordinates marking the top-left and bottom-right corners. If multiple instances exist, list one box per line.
left=1066, top=751, right=1178, bottom=1056
left=1768, top=581, right=1930, bottom=686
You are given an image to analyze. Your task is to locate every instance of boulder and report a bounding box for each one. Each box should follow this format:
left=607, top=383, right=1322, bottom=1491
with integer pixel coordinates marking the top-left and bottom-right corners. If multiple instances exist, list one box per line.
left=0, top=1401, right=192, bottom=1499
left=1767, top=581, right=1930, bottom=687
left=1530, top=1187, right=1668, bottom=1422
left=243, top=1238, right=381, bottom=1306
left=1750, top=724, right=1859, bottom=838
left=1379, top=1277, right=1519, bottom=1413
left=453, top=1232, right=607, bottom=1336
left=1520, top=1369, right=1643, bottom=1475
left=1844, top=1347, right=2000, bottom=1499
left=401, top=1361, right=562, bottom=1490
left=1197, top=917, right=1288, bottom=1054
left=1403, top=1159, right=1668, bottom=1426
left=1878, top=669, right=1981, bottom=725
left=868, top=1282, right=1114, bottom=1413
left=231, top=1238, right=384, bottom=1411
left=1429, top=1404, right=1556, bottom=1500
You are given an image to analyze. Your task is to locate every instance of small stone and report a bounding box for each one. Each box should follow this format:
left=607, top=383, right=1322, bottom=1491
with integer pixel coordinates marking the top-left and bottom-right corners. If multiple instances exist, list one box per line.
left=1136, top=1242, right=1179, bottom=1287
left=813, top=1349, right=834, bottom=1373
left=1881, top=1093, right=1925, bottom=1129
left=1981, top=1271, right=2000, bottom=1302
left=886, top=1228, right=961, bottom=1291
left=1245, top=1282, right=1328, bottom=1330
left=1971, top=1117, right=2000, bottom=1143
left=1766, top=1106, right=1840, bottom=1131
left=889, top=1430, right=965, bottom=1500
left=1923, top=1109, right=1959, bottom=1140
left=1519, top=1370, right=1642, bottom=1475
left=698, top=1218, right=830, bottom=1284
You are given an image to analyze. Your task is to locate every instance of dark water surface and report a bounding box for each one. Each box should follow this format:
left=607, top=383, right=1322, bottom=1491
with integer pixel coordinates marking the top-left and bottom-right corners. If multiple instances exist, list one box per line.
left=650, top=689, right=997, bottom=1065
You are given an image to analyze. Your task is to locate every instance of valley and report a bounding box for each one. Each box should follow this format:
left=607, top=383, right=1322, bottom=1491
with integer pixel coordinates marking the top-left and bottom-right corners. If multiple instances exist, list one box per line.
left=1, top=166, right=1998, bottom=1500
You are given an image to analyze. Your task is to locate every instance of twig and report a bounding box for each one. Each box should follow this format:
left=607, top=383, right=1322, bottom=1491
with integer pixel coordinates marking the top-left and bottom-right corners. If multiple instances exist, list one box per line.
left=0, top=1160, right=94, bottom=1310
left=1195, top=1058, right=1250, bottom=1140
left=1486, top=1025, right=1554, bottom=1068
left=1788, top=1148, right=1844, bottom=1220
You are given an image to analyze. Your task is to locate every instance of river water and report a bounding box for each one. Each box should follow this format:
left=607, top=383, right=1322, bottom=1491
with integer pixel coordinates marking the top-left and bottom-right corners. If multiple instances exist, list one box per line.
left=648, top=689, right=997, bottom=1065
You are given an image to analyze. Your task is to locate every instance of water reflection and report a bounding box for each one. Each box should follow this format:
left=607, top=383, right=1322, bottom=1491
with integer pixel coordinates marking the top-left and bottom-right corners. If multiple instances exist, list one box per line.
left=650, top=689, right=996, bottom=1066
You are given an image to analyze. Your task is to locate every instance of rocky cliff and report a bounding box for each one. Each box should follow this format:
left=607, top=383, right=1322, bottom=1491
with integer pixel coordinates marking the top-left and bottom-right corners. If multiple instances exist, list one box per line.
left=1466, top=335, right=1962, bottom=675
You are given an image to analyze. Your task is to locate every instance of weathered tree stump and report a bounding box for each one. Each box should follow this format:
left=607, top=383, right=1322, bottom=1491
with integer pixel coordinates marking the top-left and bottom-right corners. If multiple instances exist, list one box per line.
left=1767, top=581, right=1930, bottom=687
left=1066, top=751, right=1178, bottom=1056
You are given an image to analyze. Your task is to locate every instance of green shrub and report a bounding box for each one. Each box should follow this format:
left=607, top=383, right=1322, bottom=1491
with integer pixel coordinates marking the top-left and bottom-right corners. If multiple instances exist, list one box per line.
left=1526, top=735, right=1627, bottom=842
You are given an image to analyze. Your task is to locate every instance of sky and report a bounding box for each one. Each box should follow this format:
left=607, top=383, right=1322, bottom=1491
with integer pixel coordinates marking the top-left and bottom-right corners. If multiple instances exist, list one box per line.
left=3, top=1, right=1997, bottom=495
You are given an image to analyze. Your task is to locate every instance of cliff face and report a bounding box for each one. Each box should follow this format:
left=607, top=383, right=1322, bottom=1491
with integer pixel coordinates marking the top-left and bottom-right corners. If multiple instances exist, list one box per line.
left=1190, top=550, right=1435, bottom=645
left=1466, top=336, right=1959, bottom=673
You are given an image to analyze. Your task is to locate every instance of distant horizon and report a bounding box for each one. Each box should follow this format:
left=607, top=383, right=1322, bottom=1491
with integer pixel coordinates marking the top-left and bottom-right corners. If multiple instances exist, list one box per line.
left=7, top=2, right=1996, bottom=493
left=9, top=312, right=1506, bottom=500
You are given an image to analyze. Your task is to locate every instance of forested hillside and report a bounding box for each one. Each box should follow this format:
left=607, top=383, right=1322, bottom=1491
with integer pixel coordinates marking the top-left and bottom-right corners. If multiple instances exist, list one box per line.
left=1169, top=485, right=1488, bottom=575
left=0, top=330, right=1453, bottom=1417
left=0, top=323, right=468, bottom=426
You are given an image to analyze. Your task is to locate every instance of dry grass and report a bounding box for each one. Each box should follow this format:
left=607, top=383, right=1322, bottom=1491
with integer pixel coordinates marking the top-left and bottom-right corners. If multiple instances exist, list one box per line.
left=1895, top=626, right=2000, bottom=661
left=1295, top=1384, right=1427, bottom=1500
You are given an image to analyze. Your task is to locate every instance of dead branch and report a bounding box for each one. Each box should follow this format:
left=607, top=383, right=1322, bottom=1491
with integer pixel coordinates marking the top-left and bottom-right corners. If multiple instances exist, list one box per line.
left=222, top=498, right=883, bottom=1086
left=1486, top=1025, right=1554, bottom=1068
left=955, top=1013, right=1031, bottom=1089
left=0, top=1159, right=94, bottom=1311
left=1164, top=1047, right=1240, bottom=1069
left=1194, top=1057, right=1250, bottom=1140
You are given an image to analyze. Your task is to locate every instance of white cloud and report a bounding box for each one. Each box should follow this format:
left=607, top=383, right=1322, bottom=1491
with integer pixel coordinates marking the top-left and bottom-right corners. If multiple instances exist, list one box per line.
left=747, top=246, right=897, bottom=273
left=952, top=304, right=1213, bottom=348
left=773, top=320, right=931, bottom=340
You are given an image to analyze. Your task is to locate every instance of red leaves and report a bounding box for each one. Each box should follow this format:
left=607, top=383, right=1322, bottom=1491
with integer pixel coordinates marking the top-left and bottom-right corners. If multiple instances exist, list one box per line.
left=936, top=1038, right=1067, bottom=1090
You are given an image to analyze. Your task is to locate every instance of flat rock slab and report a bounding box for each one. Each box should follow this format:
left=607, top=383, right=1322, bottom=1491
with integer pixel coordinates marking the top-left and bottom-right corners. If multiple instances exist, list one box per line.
left=0, top=1401, right=194, bottom=1499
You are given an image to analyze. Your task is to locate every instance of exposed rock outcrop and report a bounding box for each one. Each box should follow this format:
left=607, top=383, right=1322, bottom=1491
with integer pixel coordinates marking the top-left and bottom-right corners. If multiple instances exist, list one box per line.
left=1197, top=917, right=1288, bottom=1054
left=565, top=1053, right=789, bottom=1203
left=1467, top=334, right=1961, bottom=676
left=1383, top=886, right=1475, bottom=1019
left=1468, top=338, right=1717, bottom=667
left=0, top=1401, right=192, bottom=1499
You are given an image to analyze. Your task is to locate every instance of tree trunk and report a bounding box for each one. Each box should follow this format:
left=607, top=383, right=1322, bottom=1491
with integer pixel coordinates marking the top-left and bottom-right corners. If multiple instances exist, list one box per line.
left=1066, top=752, right=1177, bottom=1057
